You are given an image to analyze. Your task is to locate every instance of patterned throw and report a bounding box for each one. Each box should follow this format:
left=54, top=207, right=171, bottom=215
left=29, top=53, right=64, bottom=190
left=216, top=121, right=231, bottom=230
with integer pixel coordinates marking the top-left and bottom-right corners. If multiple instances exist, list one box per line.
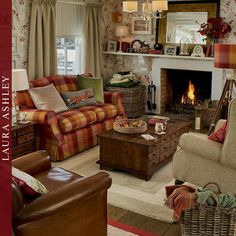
left=214, top=44, right=236, bottom=69
left=165, top=185, right=197, bottom=221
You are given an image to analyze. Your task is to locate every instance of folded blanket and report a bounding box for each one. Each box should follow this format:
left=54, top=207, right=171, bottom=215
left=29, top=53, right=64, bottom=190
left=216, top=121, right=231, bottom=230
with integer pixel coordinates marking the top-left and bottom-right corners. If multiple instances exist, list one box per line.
left=197, top=188, right=236, bottom=208
left=165, top=185, right=197, bottom=221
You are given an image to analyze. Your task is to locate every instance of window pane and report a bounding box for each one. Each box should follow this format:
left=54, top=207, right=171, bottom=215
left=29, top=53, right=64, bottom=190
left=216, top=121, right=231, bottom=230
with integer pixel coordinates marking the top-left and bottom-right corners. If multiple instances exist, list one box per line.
left=56, top=37, right=82, bottom=75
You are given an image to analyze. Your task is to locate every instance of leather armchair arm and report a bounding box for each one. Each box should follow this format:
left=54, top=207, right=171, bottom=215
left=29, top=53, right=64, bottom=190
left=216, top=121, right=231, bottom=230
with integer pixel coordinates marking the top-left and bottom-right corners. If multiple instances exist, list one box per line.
left=12, top=150, right=51, bottom=175
left=14, top=172, right=112, bottom=226
left=20, top=109, right=64, bottom=146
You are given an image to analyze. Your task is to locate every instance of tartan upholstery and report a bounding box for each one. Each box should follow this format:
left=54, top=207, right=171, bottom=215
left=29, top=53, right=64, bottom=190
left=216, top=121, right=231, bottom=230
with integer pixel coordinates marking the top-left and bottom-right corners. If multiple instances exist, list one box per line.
left=78, top=104, right=118, bottom=122
left=29, top=75, right=79, bottom=92
left=57, top=110, right=97, bottom=133
left=21, top=110, right=64, bottom=146
left=214, top=44, right=236, bottom=69
left=16, top=75, right=126, bottom=161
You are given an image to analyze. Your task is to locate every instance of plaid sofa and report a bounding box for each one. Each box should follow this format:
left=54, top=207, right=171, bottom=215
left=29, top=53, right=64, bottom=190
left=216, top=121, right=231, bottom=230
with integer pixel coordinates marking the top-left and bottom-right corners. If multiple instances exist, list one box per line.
left=15, top=75, right=126, bottom=161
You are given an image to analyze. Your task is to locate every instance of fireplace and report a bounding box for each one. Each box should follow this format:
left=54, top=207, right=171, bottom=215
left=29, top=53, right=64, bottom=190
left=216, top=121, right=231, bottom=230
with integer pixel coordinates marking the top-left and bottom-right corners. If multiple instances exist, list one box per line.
left=161, top=69, right=212, bottom=114
left=151, top=57, right=223, bottom=114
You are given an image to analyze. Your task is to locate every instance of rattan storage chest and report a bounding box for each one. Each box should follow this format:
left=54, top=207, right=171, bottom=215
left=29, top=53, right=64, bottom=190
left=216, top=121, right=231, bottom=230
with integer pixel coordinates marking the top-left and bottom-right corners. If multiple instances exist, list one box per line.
left=105, top=84, right=145, bottom=118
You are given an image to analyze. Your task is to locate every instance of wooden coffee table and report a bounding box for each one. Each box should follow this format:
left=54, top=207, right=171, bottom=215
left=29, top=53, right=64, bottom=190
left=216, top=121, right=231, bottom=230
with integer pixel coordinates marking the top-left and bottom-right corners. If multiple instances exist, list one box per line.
left=97, top=120, right=192, bottom=181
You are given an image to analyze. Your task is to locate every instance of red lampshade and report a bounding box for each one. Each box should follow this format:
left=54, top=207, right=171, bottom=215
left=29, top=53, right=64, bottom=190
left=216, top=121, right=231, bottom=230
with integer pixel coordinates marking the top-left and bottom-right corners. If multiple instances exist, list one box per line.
left=214, top=44, right=236, bottom=69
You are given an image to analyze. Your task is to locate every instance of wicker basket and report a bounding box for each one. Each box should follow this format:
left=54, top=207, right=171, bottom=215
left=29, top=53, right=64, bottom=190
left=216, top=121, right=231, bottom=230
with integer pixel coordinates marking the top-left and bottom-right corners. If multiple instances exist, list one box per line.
left=113, top=119, right=147, bottom=134
left=181, top=183, right=236, bottom=236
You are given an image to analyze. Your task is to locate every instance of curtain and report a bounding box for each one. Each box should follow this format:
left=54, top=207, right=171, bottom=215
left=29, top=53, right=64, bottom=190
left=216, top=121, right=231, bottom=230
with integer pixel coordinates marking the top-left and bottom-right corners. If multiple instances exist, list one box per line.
left=84, top=4, right=101, bottom=77
left=28, top=0, right=57, bottom=80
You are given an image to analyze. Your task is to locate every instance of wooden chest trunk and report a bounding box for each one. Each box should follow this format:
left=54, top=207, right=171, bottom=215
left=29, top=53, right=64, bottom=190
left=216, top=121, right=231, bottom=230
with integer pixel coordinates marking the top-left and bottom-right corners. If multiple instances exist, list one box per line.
left=105, top=85, right=146, bottom=118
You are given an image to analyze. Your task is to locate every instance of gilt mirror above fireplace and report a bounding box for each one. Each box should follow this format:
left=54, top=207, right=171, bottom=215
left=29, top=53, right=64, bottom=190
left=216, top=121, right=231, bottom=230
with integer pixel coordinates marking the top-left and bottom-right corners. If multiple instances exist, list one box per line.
left=157, top=0, right=220, bottom=45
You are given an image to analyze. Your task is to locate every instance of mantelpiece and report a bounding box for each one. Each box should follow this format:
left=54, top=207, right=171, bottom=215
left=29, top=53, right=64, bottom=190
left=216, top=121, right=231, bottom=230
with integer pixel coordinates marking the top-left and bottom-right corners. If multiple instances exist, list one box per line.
left=103, top=51, right=214, bottom=61
left=103, top=51, right=224, bottom=114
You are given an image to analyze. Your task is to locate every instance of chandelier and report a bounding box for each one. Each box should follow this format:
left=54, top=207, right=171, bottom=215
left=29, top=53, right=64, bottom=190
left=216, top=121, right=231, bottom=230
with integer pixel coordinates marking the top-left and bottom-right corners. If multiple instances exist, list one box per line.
left=122, top=0, right=168, bottom=20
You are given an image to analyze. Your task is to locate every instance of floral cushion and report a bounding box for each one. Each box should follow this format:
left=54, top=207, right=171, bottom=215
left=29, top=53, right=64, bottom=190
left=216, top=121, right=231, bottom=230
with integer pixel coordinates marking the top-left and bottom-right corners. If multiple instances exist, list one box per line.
left=208, top=121, right=227, bottom=143
left=12, top=167, right=48, bottom=197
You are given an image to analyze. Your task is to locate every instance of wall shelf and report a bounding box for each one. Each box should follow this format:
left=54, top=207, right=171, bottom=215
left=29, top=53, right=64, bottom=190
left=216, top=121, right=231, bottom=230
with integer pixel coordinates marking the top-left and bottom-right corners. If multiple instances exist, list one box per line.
left=103, top=51, right=214, bottom=62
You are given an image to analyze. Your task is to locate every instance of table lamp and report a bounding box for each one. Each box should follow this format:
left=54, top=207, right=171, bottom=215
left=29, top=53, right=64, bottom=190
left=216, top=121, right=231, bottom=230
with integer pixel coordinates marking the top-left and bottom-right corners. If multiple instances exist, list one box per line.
left=115, top=25, right=129, bottom=53
left=12, top=69, right=30, bottom=124
left=208, top=44, right=236, bottom=134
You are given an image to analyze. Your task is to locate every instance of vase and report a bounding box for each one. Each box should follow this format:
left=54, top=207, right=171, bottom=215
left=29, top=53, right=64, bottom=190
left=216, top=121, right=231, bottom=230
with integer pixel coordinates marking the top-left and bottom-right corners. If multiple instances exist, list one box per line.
left=210, top=38, right=218, bottom=57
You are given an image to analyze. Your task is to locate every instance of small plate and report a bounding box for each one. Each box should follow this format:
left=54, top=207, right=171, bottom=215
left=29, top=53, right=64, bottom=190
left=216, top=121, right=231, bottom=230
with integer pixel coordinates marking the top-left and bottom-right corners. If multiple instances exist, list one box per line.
left=154, top=131, right=166, bottom=135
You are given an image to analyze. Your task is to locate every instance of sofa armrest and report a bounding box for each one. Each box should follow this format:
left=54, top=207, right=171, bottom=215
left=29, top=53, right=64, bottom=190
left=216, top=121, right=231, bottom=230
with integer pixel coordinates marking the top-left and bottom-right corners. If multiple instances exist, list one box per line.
left=14, top=172, right=111, bottom=227
left=104, top=91, right=124, bottom=106
left=179, top=133, right=222, bottom=162
left=12, top=151, right=51, bottom=175
left=20, top=109, right=64, bottom=146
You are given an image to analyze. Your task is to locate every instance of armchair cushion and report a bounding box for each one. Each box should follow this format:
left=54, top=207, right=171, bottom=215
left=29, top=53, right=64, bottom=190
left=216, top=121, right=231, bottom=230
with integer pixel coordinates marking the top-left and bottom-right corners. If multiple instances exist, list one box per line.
left=28, top=84, right=68, bottom=113
left=57, top=110, right=97, bottom=133
left=12, top=167, right=48, bottom=197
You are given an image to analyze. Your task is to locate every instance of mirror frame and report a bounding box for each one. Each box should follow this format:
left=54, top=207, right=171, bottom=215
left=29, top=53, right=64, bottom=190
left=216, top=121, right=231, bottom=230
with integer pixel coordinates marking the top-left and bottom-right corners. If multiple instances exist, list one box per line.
left=155, top=0, right=221, bottom=45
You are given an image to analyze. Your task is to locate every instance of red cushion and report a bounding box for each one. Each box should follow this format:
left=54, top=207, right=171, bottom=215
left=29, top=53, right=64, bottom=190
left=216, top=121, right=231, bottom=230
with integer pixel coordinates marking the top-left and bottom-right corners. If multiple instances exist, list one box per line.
left=208, top=121, right=227, bottom=143
left=12, top=167, right=48, bottom=197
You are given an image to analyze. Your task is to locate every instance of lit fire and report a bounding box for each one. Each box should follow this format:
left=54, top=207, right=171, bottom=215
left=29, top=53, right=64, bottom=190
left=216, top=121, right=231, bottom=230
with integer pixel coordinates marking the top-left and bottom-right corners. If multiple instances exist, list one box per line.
left=181, top=80, right=196, bottom=105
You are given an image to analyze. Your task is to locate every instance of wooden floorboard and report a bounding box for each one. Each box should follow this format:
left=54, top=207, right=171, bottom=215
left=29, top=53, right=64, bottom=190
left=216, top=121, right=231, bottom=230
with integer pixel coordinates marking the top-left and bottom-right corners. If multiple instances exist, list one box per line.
left=108, top=205, right=181, bottom=236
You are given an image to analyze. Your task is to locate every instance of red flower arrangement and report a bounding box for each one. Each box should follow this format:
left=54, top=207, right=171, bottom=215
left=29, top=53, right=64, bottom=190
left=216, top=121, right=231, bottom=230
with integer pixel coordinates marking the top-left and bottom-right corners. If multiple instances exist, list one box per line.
left=198, top=17, right=232, bottom=41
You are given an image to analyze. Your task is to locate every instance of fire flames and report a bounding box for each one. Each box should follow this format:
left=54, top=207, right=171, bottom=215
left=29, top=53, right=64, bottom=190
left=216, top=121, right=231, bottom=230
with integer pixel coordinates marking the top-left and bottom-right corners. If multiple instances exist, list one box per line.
left=181, top=80, right=196, bottom=105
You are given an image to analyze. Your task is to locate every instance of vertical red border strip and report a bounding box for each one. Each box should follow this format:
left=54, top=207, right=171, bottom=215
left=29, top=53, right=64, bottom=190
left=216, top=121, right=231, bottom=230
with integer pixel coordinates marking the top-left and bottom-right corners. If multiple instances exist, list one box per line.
left=0, top=0, right=12, bottom=235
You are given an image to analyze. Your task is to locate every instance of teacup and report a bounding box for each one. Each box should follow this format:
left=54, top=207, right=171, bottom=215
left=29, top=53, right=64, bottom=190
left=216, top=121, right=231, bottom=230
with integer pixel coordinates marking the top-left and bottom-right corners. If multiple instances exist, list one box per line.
left=155, top=123, right=166, bottom=133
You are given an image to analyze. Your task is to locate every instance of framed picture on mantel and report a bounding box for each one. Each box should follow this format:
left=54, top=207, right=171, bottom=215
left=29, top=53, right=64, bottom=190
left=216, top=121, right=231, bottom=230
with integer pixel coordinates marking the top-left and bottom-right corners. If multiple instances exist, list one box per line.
left=131, top=18, right=152, bottom=35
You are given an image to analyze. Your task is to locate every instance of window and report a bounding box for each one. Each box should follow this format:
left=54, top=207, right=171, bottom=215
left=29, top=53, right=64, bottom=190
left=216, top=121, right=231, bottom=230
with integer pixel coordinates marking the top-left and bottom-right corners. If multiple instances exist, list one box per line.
left=57, top=37, right=82, bottom=75
left=56, top=2, right=84, bottom=75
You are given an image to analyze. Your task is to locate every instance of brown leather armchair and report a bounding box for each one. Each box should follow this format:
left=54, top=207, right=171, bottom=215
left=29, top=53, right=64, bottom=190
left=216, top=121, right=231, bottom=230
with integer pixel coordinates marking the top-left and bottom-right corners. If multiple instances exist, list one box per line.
left=12, top=151, right=112, bottom=236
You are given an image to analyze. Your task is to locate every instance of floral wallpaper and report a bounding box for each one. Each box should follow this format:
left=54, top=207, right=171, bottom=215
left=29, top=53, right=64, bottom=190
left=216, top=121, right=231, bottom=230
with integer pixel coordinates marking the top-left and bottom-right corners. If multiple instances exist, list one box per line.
left=101, top=0, right=236, bottom=83
left=12, top=0, right=236, bottom=76
left=12, top=0, right=32, bottom=69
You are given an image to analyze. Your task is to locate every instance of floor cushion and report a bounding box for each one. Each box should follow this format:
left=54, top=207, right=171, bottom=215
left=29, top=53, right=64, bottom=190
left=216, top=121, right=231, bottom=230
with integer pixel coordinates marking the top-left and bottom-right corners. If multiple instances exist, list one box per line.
left=57, top=110, right=97, bottom=133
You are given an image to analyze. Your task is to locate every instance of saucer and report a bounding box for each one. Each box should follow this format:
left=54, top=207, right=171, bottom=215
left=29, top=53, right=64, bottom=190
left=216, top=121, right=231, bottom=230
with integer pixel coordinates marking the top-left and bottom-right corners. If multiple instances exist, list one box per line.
left=154, top=131, right=166, bottom=135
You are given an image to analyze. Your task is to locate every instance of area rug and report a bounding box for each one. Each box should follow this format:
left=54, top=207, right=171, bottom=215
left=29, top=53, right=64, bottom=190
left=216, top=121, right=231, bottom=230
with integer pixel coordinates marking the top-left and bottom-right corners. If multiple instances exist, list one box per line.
left=55, top=146, right=175, bottom=223
left=108, top=219, right=159, bottom=236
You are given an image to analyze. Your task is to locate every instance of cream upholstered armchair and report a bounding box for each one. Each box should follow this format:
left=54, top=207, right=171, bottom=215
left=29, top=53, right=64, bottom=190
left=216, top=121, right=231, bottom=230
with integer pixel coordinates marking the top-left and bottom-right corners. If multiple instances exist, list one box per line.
left=172, top=98, right=236, bottom=194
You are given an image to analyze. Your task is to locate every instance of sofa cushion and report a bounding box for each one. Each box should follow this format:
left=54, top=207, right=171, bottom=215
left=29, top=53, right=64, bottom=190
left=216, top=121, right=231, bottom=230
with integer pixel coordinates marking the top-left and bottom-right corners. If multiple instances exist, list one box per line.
left=12, top=167, right=48, bottom=198
left=78, top=103, right=118, bottom=122
left=28, top=84, right=68, bottom=113
left=77, top=75, right=104, bottom=103
left=57, top=110, right=97, bottom=133
left=208, top=121, right=227, bottom=143
left=61, top=88, right=97, bottom=109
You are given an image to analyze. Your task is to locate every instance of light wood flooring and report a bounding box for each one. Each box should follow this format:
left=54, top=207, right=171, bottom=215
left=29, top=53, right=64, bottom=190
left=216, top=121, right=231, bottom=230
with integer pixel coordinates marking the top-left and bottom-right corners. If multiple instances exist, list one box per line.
left=108, top=205, right=181, bottom=236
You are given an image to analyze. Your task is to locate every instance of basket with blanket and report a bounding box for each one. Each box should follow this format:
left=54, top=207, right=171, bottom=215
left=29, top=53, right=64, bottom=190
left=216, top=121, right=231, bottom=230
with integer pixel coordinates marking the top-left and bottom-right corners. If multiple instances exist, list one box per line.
left=165, top=182, right=236, bottom=236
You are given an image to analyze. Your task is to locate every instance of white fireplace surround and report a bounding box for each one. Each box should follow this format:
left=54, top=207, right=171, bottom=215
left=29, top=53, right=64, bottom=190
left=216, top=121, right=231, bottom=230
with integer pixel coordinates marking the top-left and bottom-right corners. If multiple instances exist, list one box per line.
left=152, top=56, right=224, bottom=113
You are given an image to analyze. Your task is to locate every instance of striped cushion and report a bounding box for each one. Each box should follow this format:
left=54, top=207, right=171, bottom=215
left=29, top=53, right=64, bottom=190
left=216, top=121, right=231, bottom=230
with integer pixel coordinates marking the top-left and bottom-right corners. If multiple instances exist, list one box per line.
left=57, top=110, right=97, bottom=133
